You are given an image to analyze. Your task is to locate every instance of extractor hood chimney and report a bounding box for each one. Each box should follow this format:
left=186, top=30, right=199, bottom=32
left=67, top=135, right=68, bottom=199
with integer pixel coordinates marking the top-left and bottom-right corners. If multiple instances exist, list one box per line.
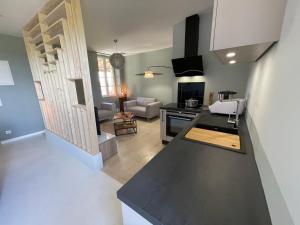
left=172, top=14, right=204, bottom=77
left=185, top=14, right=199, bottom=57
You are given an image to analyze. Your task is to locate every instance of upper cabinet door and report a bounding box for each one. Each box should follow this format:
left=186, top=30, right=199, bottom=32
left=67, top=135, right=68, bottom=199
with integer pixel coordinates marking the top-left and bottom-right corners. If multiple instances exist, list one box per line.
left=210, top=0, right=287, bottom=64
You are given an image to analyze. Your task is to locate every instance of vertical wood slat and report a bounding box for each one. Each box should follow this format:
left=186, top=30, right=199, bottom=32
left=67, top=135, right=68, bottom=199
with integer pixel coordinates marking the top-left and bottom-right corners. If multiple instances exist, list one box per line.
left=23, top=0, right=99, bottom=155
left=71, top=0, right=99, bottom=154
left=57, top=37, right=79, bottom=145
left=23, top=32, right=48, bottom=128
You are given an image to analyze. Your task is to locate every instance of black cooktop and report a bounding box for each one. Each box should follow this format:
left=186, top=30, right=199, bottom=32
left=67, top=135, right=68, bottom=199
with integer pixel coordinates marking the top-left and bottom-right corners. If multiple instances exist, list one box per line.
left=160, top=103, right=203, bottom=113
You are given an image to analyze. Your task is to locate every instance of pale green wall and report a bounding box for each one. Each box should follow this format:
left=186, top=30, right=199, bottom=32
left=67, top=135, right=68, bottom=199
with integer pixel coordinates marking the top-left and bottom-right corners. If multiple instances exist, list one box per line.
left=124, top=48, right=174, bottom=104
left=123, top=10, right=252, bottom=105
left=173, top=10, right=252, bottom=104
left=0, top=34, right=44, bottom=141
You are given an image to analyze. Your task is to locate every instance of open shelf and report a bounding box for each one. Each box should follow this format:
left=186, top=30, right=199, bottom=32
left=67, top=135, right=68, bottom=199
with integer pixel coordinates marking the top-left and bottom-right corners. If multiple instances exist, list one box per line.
left=39, top=52, right=47, bottom=58
left=24, top=14, right=39, bottom=31
left=28, top=23, right=41, bottom=39
left=40, top=0, right=64, bottom=15
left=42, top=1, right=67, bottom=26
left=44, top=19, right=64, bottom=37
left=48, top=48, right=61, bottom=55
left=36, top=43, right=45, bottom=51
left=67, top=77, right=82, bottom=81
left=46, top=34, right=61, bottom=46
left=30, top=33, right=43, bottom=45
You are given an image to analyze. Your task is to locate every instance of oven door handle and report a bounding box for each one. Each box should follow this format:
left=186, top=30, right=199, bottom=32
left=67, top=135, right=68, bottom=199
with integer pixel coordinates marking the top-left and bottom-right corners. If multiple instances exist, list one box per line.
left=168, top=116, right=193, bottom=121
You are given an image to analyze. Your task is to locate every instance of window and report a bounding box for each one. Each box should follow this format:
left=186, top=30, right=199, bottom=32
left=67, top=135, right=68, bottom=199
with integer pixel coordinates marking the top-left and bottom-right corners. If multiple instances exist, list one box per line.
left=98, top=57, right=116, bottom=97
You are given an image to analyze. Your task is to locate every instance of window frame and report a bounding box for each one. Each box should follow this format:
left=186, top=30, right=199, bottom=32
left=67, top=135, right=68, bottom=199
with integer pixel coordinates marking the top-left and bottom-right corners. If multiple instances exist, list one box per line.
left=97, top=56, right=117, bottom=97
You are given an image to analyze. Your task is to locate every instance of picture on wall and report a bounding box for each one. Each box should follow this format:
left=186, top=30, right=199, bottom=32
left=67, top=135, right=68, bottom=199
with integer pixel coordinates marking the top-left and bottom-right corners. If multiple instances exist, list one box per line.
left=0, top=60, right=14, bottom=85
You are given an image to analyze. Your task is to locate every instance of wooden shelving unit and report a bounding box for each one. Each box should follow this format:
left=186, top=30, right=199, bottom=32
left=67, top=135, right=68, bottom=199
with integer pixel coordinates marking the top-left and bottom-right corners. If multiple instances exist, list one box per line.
left=48, top=48, right=61, bottom=55
left=23, top=0, right=99, bottom=155
left=46, top=34, right=61, bottom=46
left=44, top=19, right=64, bottom=37
left=42, top=1, right=67, bottom=26
left=38, top=52, right=47, bottom=58
left=28, top=24, right=42, bottom=38
left=24, top=14, right=39, bottom=31
left=40, top=0, right=66, bottom=14
left=36, top=43, right=45, bottom=51
left=30, top=33, right=43, bottom=45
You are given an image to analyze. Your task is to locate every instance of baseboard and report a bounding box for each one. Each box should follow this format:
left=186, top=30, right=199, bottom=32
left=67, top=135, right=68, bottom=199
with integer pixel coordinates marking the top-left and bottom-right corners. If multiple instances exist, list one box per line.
left=45, top=130, right=103, bottom=170
left=0, top=130, right=45, bottom=144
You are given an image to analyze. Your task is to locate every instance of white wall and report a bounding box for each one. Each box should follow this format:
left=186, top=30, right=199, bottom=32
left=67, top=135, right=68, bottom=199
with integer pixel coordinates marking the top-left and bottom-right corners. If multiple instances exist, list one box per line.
left=245, top=0, right=299, bottom=224
left=173, top=10, right=252, bottom=104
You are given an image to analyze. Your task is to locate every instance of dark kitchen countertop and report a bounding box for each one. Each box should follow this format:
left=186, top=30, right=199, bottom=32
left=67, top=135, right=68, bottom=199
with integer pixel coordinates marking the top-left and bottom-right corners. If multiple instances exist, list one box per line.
left=117, top=112, right=271, bottom=225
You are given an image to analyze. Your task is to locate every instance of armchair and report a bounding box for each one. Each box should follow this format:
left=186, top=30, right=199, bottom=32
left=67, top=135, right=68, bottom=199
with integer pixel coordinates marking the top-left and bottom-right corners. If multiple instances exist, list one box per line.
left=98, top=102, right=116, bottom=121
left=124, top=97, right=162, bottom=120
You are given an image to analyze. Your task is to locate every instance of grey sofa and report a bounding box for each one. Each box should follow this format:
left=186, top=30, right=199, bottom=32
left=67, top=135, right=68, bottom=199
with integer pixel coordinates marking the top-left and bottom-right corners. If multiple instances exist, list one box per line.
left=124, top=97, right=162, bottom=120
left=98, top=102, right=116, bottom=121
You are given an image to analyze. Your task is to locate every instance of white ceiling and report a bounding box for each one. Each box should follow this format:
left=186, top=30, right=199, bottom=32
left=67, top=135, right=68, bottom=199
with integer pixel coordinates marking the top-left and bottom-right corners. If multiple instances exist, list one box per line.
left=0, top=0, right=212, bottom=54
left=0, top=0, right=47, bottom=36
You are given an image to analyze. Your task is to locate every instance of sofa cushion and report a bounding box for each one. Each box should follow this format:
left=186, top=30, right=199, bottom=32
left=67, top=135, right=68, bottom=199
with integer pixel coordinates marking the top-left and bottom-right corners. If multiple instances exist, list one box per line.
left=128, top=106, right=146, bottom=113
left=127, top=106, right=146, bottom=117
left=136, top=97, right=156, bottom=106
left=98, top=109, right=112, bottom=119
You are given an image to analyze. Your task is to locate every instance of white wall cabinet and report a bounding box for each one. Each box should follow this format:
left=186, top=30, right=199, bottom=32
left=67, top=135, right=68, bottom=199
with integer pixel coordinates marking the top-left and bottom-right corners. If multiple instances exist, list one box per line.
left=210, top=0, right=287, bottom=64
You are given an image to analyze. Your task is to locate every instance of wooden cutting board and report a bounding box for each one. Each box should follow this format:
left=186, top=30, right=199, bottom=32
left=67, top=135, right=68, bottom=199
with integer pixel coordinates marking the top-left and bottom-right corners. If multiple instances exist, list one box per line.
left=185, top=128, right=241, bottom=151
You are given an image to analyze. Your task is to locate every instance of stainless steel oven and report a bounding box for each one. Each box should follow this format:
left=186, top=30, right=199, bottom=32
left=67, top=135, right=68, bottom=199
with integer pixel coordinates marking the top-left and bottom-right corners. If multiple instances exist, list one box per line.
left=166, top=111, right=197, bottom=138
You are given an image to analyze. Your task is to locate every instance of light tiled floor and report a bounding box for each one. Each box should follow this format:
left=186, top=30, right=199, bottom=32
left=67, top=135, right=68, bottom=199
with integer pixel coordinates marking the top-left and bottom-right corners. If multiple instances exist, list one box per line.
left=101, top=118, right=164, bottom=184
left=0, top=135, right=122, bottom=225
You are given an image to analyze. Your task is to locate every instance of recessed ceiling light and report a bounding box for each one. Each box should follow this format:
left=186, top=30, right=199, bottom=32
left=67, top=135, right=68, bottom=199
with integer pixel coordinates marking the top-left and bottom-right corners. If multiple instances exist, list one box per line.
left=226, top=52, right=236, bottom=58
left=229, top=60, right=236, bottom=64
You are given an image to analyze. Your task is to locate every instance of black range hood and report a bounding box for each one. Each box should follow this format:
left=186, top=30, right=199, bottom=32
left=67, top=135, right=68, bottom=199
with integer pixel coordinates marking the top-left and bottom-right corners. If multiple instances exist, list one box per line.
left=172, top=14, right=204, bottom=77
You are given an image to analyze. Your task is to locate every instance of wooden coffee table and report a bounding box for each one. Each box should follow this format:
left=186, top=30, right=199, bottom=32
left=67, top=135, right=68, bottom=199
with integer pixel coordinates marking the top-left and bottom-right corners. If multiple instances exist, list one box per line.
left=113, top=112, right=137, bottom=136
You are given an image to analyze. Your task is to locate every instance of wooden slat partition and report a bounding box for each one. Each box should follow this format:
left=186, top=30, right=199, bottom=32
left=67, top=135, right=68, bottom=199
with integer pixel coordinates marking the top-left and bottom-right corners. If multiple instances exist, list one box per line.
left=23, top=0, right=99, bottom=155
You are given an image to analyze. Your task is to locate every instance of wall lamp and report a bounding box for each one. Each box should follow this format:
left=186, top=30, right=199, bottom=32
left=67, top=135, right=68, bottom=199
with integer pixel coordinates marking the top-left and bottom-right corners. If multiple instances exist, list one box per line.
left=136, top=66, right=172, bottom=78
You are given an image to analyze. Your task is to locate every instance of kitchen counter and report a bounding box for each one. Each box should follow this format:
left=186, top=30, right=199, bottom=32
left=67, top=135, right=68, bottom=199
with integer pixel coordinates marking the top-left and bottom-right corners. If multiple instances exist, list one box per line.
left=160, top=103, right=203, bottom=113
left=117, top=112, right=271, bottom=225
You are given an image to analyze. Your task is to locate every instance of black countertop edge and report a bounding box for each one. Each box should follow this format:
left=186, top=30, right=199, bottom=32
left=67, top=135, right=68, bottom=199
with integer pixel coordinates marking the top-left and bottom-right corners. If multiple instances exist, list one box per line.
left=160, top=103, right=203, bottom=113
left=117, top=112, right=271, bottom=225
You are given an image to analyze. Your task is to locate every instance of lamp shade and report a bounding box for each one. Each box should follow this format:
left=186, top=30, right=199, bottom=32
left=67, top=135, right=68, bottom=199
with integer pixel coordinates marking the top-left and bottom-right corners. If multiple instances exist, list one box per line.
left=109, top=53, right=125, bottom=69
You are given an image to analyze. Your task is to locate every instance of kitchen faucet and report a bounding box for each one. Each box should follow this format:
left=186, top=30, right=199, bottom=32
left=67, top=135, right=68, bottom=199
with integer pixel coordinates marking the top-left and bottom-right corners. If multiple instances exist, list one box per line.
left=227, top=100, right=240, bottom=127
